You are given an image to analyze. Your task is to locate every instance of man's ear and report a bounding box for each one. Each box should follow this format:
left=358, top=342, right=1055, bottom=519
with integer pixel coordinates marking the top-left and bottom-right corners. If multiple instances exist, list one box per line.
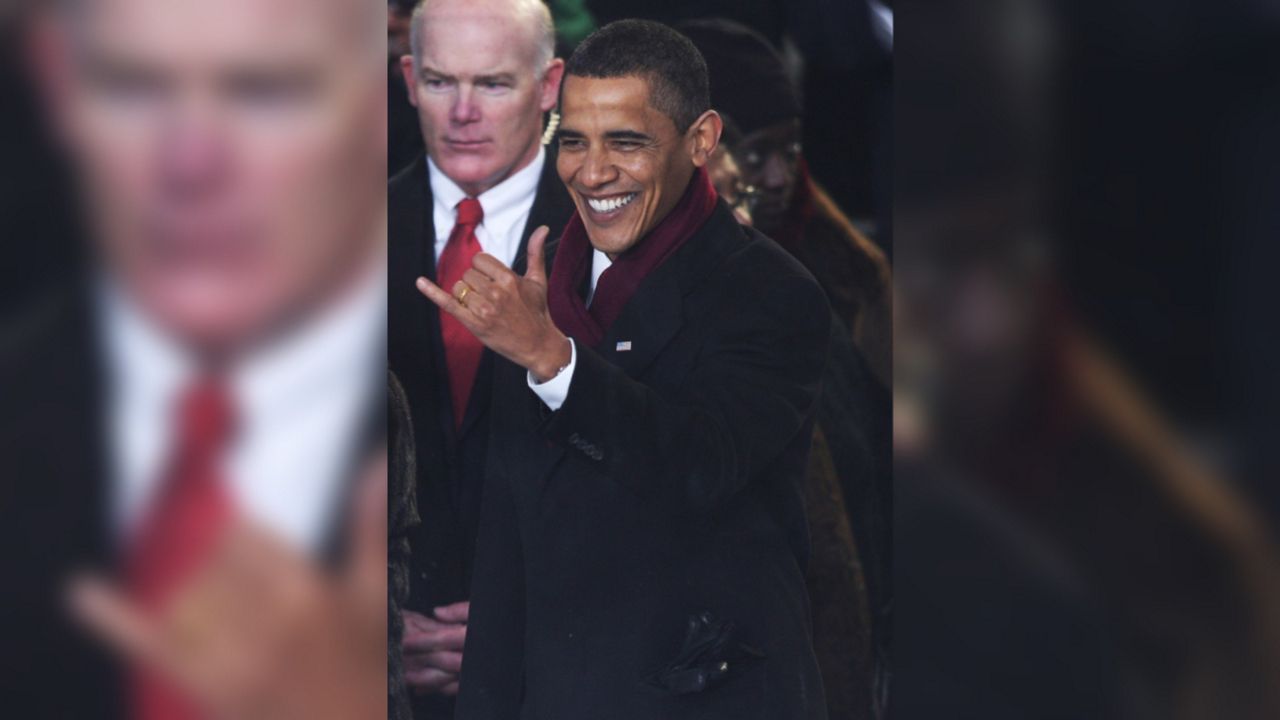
left=539, top=58, right=566, bottom=113
left=399, top=55, right=419, bottom=107
left=687, top=110, right=723, bottom=168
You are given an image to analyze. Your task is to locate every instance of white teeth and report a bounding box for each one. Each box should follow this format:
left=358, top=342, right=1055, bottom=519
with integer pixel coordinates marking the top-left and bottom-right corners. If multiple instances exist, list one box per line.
left=586, top=193, right=637, bottom=214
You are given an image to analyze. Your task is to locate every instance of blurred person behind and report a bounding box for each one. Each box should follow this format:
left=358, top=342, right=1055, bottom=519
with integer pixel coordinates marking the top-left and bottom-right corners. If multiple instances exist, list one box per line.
left=892, top=1, right=1280, bottom=717
left=787, top=0, right=893, bottom=253
left=388, top=0, right=572, bottom=717
left=545, top=0, right=596, bottom=52
left=705, top=119, right=753, bottom=226
left=684, top=20, right=894, bottom=718
left=679, top=18, right=891, bottom=388
left=0, top=0, right=390, bottom=717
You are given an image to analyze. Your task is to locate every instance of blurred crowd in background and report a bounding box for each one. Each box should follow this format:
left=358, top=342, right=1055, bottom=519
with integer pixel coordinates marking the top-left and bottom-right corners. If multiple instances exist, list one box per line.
left=895, top=1, right=1280, bottom=718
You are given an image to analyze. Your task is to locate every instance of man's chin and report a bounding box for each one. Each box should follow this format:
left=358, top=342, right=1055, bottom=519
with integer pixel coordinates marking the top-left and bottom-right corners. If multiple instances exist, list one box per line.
left=435, top=155, right=499, bottom=186
left=583, top=228, right=640, bottom=258
left=139, top=284, right=281, bottom=357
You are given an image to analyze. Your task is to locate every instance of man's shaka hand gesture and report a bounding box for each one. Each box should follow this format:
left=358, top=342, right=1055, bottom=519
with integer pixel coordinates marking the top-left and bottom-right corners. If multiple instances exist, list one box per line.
left=417, top=225, right=571, bottom=383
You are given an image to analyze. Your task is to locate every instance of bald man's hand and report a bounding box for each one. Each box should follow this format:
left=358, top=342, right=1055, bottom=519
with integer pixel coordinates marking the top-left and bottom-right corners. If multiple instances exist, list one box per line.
left=417, top=225, right=571, bottom=382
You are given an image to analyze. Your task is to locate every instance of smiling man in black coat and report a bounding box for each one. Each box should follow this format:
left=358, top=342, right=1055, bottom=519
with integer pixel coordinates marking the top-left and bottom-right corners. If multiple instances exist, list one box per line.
left=416, top=19, right=830, bottom=719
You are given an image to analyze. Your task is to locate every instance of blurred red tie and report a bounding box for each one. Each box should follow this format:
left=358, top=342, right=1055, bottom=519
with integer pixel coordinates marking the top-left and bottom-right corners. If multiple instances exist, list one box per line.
left=126, top=375, right=237, bottom=720
left=436, top=197, right=485, bottom=428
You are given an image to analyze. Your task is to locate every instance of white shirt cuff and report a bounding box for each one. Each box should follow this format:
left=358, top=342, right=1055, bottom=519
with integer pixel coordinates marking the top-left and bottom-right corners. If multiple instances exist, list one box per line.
left=527, top=339, right=576, bottom=411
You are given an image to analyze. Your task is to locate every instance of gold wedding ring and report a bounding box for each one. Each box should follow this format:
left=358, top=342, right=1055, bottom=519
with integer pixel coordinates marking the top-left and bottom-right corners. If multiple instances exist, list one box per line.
left=456, top=285, right=472, bottom=307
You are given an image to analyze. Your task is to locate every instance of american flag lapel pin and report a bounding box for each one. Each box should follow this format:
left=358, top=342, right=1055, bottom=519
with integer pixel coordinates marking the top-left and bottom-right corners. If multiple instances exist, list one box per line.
left=616, top=341, right=633, bottom=352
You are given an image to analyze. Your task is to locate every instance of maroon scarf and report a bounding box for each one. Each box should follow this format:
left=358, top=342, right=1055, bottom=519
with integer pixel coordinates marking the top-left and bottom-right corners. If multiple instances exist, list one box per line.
left=548, top=167, right=719, bottom=347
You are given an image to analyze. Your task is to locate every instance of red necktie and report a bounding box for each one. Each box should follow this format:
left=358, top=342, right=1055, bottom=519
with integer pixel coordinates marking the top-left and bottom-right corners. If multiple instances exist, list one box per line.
left=126, top=376, right=237, bottom=720
left=436, top=197, right=485, bottom=427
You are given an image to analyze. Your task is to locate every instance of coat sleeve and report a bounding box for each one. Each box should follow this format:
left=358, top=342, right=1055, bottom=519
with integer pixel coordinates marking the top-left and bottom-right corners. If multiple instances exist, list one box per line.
left=540, top=266, right=831, bottom=511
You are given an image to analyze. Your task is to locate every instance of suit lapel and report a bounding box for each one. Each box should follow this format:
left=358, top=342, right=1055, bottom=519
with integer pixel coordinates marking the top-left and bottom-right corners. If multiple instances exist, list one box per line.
left=588, top=200, right=739, bottom=380
left=593, top=261, right=684, bottom=380
left=409, top=160, right=467, bottom=447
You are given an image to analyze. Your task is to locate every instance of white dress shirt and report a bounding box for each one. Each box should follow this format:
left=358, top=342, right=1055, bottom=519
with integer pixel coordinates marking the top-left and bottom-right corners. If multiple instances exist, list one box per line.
left=528, top=249, right=613, bottom=411
left=103, top=259, right=386, bottom=553
left=428, top=147, right=545, bottom=267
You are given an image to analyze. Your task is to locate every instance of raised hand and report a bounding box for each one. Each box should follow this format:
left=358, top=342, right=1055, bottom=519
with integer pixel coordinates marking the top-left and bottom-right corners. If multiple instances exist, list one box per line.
left=416, top=225, right=571, bottom=382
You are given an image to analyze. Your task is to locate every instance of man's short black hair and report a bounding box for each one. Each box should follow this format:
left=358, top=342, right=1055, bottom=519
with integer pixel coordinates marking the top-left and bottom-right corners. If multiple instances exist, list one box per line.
left=564, top=19, right=710, bottom=132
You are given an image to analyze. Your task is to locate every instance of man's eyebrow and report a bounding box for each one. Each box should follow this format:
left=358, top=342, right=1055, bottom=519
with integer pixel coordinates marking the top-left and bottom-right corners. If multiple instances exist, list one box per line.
left=603, top=130, right=654, bottom=142
left=555, top=129, right=654, bottom=143
left=474, top=73, right=517, bottom=84
left=418, top=65, right=453, bottom=80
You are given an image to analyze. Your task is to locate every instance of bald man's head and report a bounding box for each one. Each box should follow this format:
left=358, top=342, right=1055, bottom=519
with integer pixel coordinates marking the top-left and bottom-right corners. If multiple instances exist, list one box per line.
left=400, top=0, right=563, bottom=196
left=410, top=0, right=554, bottom=74
left=41, top=0, right=388, bottom=356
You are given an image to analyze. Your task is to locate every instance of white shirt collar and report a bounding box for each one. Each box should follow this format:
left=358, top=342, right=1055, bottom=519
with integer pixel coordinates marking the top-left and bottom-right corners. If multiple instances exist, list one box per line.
left=102, top=253, right=386, bottom=551
left=587, top=249, right=613, bottom=307
left=427, top=146, right=545, bottom=266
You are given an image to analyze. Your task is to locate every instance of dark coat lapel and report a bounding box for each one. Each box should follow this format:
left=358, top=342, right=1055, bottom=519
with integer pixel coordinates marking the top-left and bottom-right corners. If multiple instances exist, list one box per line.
left=394, top=156, right=465, bottom=448
left=592, top=262, right=683, bottom=381
left=592, top=200, right=738, bottom=380
left=1, top=280, right=123, bottom=717
left=395, top=154, right=488, bottom=443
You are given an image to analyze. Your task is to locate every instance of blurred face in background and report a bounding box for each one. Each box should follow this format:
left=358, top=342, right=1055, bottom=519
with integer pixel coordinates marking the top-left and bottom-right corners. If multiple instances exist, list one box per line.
left=45, top=0, right=386, bottom=357
left=895, top=192, right=1046, bottom=447
left=401, top=0, right=562, bottom=197
left=734, top=119, right=802, bottom=234
left=707, top=144, right=752, bottom=226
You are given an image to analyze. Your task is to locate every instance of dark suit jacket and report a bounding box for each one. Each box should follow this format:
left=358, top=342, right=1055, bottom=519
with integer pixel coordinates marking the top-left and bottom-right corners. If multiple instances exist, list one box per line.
left=0, top=283, right=124, bottom=718
left=457, top=202, right=832, bottom=720
left=387, top=150, right=573, bottom=718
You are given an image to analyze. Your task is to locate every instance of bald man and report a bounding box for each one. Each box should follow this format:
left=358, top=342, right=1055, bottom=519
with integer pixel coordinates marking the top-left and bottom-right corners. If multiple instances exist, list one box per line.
left=387, top=0, right=572, bottom=715
left=2, top=0, right=388, bottom=717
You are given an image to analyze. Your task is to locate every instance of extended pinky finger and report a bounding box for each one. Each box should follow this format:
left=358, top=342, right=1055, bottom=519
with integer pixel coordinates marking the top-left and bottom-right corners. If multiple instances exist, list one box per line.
left=416, top=277, right=464, bottom=316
